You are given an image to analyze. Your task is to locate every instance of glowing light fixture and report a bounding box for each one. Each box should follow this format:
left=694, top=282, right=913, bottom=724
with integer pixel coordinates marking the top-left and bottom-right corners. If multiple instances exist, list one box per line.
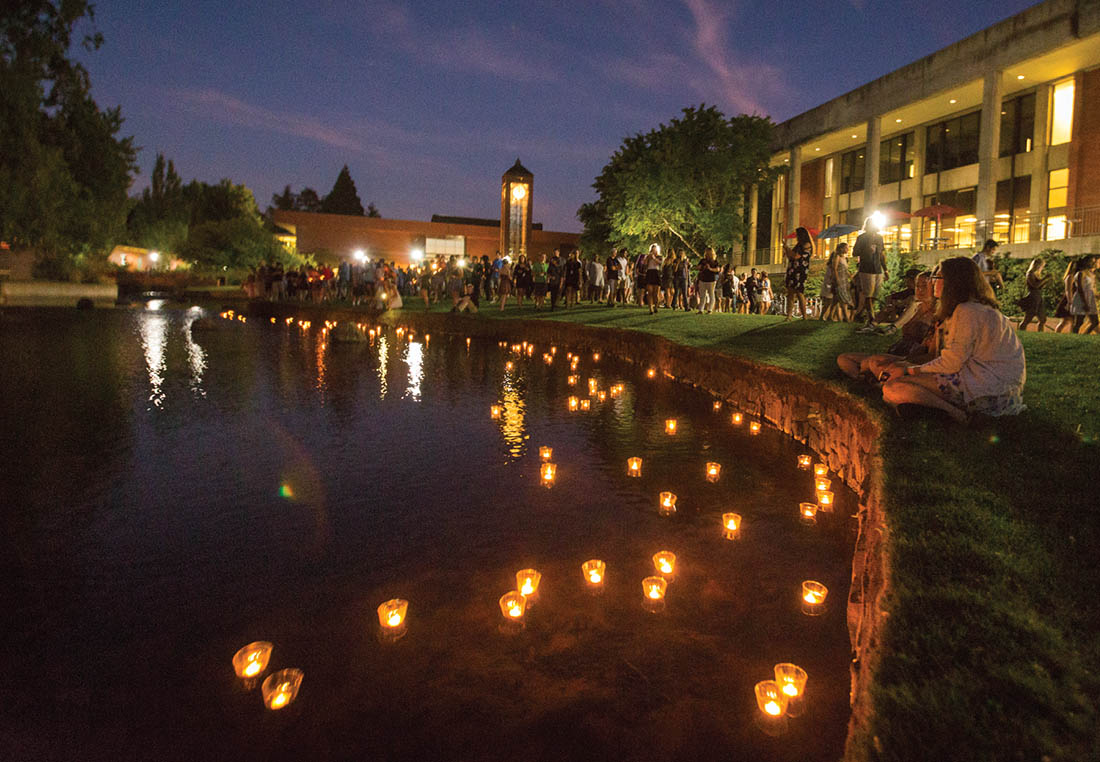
left=262, top=669, right=303, bottom=710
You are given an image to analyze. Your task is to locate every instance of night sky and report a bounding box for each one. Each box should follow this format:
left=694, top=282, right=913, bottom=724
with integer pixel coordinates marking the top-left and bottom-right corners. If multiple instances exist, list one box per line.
left=76, top=0, right=1037, bottom=232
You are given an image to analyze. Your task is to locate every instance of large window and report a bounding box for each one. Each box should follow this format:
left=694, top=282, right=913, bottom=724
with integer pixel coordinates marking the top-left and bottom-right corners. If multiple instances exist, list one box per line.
left=824, top=157, right=835, bottom=198
left=925, top=111, right=981, bottom=173
left=879, top=132, right=915, bottom=184
left=1051, top=79, right=1075, bottom=145
left=921, top=188, right=977, bottom=248
left=425, top=236, right=465, bottom=256
left=1048, top=168, right=1069, bottom=209
left=995, top=177, right=1032, bottom=243
left=840, top=148, right=865, bottom=194
left=999, top=92, right=1035, bottom=156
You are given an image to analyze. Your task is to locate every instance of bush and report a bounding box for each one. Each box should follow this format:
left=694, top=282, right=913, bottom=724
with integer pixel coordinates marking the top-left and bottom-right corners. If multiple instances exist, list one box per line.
left=995, top=249, right=1074, bottom=316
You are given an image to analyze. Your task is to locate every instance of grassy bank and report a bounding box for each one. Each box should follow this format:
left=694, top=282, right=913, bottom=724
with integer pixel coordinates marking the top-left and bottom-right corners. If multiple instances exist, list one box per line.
left=398, top=300, right=1099, bottom=761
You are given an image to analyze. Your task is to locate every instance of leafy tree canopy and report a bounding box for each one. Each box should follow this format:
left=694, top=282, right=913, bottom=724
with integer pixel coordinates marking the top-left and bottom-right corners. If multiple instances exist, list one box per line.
left=578, top=105, right=780, bottom=259
left=0, top=0, right=137, bottom=279
left=321, top=165, right=365, bottom=216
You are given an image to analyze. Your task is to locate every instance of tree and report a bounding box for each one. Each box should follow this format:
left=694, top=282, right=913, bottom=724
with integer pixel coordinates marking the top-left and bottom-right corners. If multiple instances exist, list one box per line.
left=366, top=202, right=381, bottom=218
left=297, top=187, right=322, bottom=213
left=320, top=165, right=365, bottom=215
left=578, top=105, right=780, bottom=259
left=127, top=153, right=187, bottom=253
left=0, top=1, right=137, bottom=279
left=271, top=185, right=297, bottom=211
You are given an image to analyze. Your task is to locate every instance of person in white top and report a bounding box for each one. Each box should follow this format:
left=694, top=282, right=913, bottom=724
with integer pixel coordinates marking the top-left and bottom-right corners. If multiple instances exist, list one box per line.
left=880, top=257, right=1025, bottom=422
left=643, top=243, right=663, bottom=314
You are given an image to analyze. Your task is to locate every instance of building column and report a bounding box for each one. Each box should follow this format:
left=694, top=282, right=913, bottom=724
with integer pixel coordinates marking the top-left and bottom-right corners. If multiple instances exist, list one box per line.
left=787, top=147, right=802, bottom=237
left=1029, top=83, right=1050, bottom=243
left=911, top=126, right=927, bottom=248
left=746, top=184, right=759, bottom=266
left=976, top=69, right=1004, bottom=242
left=862, top=116, right=882, bottom=217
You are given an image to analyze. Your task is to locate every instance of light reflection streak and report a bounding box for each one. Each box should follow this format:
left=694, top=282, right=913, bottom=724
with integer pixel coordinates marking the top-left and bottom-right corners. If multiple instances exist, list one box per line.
left=138, top=311, right=168, bottom=409
left=500, top=373, right=527, bottom=459
left=183, top=319, right=207, bottom=397
left=405, top=341, right=423, bottom=401
left=315, top=330, right=328, bottom=393
left=377, top=335, right=389, bottom=399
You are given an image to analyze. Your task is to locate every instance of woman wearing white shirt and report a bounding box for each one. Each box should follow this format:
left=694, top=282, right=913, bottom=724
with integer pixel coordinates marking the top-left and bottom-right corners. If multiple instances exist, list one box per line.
left=881, top=257, right=1025, bottom=422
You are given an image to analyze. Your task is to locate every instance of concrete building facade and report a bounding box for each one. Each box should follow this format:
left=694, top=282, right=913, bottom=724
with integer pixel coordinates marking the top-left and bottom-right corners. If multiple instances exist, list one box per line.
left=748, top=0, right=1100, bottom=266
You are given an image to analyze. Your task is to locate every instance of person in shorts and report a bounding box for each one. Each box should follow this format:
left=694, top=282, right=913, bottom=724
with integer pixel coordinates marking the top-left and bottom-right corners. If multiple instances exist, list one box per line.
left=853, top=217, right=888, bottom=330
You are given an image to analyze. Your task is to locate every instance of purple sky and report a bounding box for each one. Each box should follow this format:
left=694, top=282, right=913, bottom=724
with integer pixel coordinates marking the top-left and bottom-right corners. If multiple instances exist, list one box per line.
left=76, top=0, right=1037, bottom=232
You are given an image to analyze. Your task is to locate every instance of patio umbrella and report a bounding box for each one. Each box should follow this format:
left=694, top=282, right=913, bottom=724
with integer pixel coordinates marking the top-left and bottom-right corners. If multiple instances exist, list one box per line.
left=784, top=227, right=820, bottom=239
left=817, top=224, right=860, bottom=240
left=912, top=204, right=960, bottom=247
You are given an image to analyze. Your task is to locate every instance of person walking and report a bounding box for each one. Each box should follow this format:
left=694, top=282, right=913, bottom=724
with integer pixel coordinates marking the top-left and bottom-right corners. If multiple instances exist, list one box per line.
left=1068, top=254, right=1099, bottom=334
left=784, top=226, right=813, bottom=321
left=696, top=248, right=720, bottom=314
left=605, top=250, right=622, bottom=306
left=1016, top=257, right=1051, bottom=332
left=497, top=257, right=513, bottom=310
left=759, top=271, right=774, bottom=315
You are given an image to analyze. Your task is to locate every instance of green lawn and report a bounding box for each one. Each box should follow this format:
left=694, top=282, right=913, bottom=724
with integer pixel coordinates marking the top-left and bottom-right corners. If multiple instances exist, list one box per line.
left=400, top=299, right=1100, bottom=761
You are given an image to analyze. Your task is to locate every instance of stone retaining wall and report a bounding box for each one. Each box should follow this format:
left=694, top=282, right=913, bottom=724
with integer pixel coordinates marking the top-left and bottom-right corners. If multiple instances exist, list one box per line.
left=246, top=302, right=889, bottom=761
left=0, top=280, right=117, bottom=307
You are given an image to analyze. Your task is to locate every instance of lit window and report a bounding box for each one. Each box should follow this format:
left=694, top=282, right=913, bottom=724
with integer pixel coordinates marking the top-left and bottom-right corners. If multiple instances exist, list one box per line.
left=1048, top=168, right=1069, bottom=209
left=1046, top=214, right=1067, bottom=240
left=1051, top=79, right=1074, bottom=145
left=824, top=157, right=834, bottom=198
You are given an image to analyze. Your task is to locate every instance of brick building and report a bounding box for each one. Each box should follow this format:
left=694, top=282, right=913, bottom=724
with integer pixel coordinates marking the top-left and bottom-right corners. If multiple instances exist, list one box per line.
left=272, top=159, right=579, bottom=266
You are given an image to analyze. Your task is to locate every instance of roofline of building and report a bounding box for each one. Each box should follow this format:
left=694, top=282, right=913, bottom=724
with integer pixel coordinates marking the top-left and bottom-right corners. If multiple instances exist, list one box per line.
left=773, top=0, right=1096, bottom=150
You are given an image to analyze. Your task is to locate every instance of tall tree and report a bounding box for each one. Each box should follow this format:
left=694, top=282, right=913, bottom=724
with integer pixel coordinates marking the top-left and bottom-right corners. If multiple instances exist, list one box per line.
left=320, top=165, right=365, bottom=216
left=297, top=187, right=322, bottom=213
left=271, top=184, right=297, bottom=211
left=366, top=202, right=381, bottom=218
left=578, top=105, right=780, bottom=258
left=0, top=0, right=137, bottom=278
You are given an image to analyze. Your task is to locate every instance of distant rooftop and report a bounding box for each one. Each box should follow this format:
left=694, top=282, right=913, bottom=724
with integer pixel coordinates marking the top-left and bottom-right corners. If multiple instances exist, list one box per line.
left=431, top=214, right=543, bottom=230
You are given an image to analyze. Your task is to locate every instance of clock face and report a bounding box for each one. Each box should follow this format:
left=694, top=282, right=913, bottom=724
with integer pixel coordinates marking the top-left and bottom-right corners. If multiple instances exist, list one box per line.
left=511, top=184, right=526, bottom=201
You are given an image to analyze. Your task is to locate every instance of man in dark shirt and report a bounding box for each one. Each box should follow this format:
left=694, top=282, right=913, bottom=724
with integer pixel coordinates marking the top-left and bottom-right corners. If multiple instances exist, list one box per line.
left=547, top=249, right=563, bottom=310
left=853, top=218, right=888, bottom=329
left=742, top=268, right=759, bottom=313
left=606, top=250, right=622, bottom=307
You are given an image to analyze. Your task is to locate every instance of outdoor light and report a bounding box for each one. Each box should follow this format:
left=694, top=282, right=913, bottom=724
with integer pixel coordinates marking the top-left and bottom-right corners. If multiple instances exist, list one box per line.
left=755, top=680, right=789, bottom=719
left=490, top=404, right=502, bottom=419
left=627, top=457, right=642, bottom=477
left=232, top=641, right=273, bottom=680
left=706, top=462, right=721, bottom=483
left=713, top=400, right=722, bottom=412
left=731, top=412, right=743, bottom=425
left=652, top=551, right=676, bottom=577
left=798, top=455, right=812, bottom=470
left=642, top=576, right=667, bottom=612
left=411, top=249, right=424, bottom=261
left=148, top=250, right=160, bottom=263
left=457, top=258, right=466, bottom=268
left=511, top=184, right=526, bottom=201
left=377, top=599, right=409, bottom=640
left=540, top=462, right=557, bottom=486
left=774, top=663, right=808, bottom=717
left=871, top=210, right=886, bottom=229
left=503, top=589, right=528, bottom=624
left=800, top=502, right=819, bottom=525
left=582, top=559, right=606, bottom=592
left=568, top=396, right=579, bottom=411
left=353, top=249, right=366, bottom=262
left=815, top=477, right=832, bottom=493
left=813, top=462, right=828, bottom=477
left=658, top=491, right=677, bottom=516
left=801, top=581, right=828, bottom=616
left=516, top=569, right=542, bottom=604
left=722, top=512, right=742, bottom=540
left=665, top=419, right=677, bottom=435
left=818, top=491, right=834, bottom=509
left=749, top=421, right=761, bottom=435
left=539, top=446, right=553, bottom=461
left=262, top=669, right=304, bottom=710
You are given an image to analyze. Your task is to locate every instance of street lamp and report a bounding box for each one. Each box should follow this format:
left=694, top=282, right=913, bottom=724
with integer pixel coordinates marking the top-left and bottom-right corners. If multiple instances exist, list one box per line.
left=411, top=249, right=424, bottom=262
left=353, top=249, right=366, bottom=262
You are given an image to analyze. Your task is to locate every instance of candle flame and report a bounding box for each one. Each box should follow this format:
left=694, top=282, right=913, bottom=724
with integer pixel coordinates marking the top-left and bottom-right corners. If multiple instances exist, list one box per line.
left=588, top=571, right=602, bottom=584
left=764, top=700, right=781, bottom=716
left=387, top=611, right=402, bottom=627
left=782, top=683, right=799, bottom=697
left=648, top=588, right=661, bottom=599
left=509, top=605, right=522, bottom=618
left=804, top=592, right=822, bottom=604
left=659, top=561, right=672, bottom=573
left=271, top=687, right=290, bottom=709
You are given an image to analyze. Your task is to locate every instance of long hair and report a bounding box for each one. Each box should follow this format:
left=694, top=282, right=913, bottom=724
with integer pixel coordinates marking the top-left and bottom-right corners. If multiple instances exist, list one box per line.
left=649, top=243, right=661, bottom=257
left=794, top=227, right=814, bottom=256
left=1072, top=254, right=1098, bottom=275
left=1025, top=257, right=1043, bottom=278
left=935, top=256, right=998, bottom=321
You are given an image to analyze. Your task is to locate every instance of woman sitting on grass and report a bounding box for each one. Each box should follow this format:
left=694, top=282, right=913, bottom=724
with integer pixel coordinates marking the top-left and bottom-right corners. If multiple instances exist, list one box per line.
left=878, top=257, right=1025, bottom=422
left=837, top=270, right=937, bottom=381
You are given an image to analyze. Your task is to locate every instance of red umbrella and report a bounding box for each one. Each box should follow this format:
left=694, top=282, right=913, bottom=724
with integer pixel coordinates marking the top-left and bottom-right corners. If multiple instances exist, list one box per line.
left=912, top=205, right=960, bottom=247
left=784, top=227, right=820, bottom=239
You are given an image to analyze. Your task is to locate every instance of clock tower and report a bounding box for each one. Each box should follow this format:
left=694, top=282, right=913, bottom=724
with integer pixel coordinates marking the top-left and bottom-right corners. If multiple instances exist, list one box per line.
left=500, top=159, right=532, bottom=257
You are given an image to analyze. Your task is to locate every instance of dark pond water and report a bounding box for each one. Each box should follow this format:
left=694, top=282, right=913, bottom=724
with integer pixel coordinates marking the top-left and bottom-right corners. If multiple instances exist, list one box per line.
left=1, top=305, right=856, bottom=762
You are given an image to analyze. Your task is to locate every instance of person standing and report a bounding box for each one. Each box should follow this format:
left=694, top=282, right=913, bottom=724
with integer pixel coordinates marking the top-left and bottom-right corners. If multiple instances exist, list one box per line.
left=696, top=248, right=720, bottom=314
left=784, top=226, right=813, bottom=320
left=972, top=239, right=1004, bottom=290
left=605, top=250, right=621, bottom=306
left=643, top=243, right=663, bottom=314
left=530, top=253, right=548, bottom=309
left=513, top=254, right=531, bottom=308
left=547, top=249, right=563, bottom=310
left=587, top=255, right=604, bottom=303
left=1068, top=254, right=1099, bottom=334
left=759, top=271, right=774, bottom=315
left=564, top=249, right=582, bottom=308
left=673, top=252, right=690, bottom=311
left=720, top=264, right=734, bottom=313
left=854, top=217, right=888, bottom=329
left=742, top=268, right=758, bottom=313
